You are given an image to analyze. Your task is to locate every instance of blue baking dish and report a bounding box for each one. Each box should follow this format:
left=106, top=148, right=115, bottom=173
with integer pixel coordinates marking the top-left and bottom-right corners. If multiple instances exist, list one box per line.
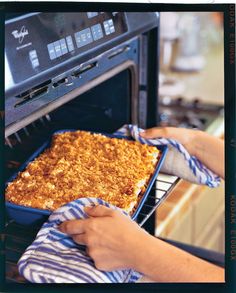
left=5, top=129, right=168, bottom=225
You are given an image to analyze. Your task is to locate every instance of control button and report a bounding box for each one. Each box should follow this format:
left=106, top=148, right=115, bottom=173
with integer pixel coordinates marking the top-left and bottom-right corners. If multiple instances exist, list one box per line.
left=29, top=50, right=37, bottom=59
left=74, top=28, right=93, bottom=48
left=53, top=41, right=62, bottom=57
left=108, top=19, right=114, bottom=26
left=103, top=21, right=111, bottom=35
left=29, top=50, right=39, bottom=68
left=103, top=19, right=115, bottom=35
left=87, top=12, right=98, bottom=18
left=47, top=43, right=57, bottom=60
left=31, top=58, right=39, bottom=68
left=66, top=36, right=75, bottom=52
left=91, top=24, right=103, bottom=41
left=109, top=25, right=115, bottom=33
left=60, top=38, right=68, bottom=55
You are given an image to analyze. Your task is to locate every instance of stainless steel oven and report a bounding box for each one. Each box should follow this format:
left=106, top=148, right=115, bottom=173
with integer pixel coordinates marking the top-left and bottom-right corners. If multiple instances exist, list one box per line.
left=4, top=12, right=178, bottom=283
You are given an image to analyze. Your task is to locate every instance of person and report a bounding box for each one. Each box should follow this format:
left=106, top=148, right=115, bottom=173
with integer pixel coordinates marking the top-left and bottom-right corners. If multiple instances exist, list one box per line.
left=59, top=127, right=225, bottom=282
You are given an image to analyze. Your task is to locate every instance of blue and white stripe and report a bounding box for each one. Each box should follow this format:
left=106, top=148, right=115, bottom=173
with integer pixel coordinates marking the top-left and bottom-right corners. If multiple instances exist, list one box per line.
left=114, top=124, right=220, bottom=188
left=18, top=198, right=142, bottom=283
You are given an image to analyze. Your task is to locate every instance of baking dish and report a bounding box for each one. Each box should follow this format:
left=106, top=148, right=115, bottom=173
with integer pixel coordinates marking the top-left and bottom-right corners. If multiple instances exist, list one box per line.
left=5, top=129, right=168, bottom=225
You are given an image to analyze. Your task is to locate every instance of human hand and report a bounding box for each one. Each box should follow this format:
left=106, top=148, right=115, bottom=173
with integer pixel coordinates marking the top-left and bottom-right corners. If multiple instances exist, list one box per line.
left=140, top=126, right=224, bottom=178
left=140, top=127, right=197, bottom=156
left=59, top=205, right=151, bottom=271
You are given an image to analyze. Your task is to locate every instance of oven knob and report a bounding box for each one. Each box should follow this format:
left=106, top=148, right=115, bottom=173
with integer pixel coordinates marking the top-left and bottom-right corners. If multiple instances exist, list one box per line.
left=161, top=96, right=172, bottom=105
left=193, top=98, right=200, bottom=108
left=176, top=96, right=184, bottom=106
left=160, top=112, right=169, bottom=122
left=65, top=77, right=74, bottom=87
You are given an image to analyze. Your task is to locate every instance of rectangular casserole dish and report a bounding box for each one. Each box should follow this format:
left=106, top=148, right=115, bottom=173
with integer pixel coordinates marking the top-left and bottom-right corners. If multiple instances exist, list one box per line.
left=5, top=129, right=168, bottom=225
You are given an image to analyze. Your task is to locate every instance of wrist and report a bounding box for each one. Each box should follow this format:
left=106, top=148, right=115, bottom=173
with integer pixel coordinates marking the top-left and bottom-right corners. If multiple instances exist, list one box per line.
left=129, top=232, right=155, bottom=273
left=166, top=127, right=196, bottom=155
left=187, top=130, right=208, bottom=157
left=181, top=129, right=201, bottom=157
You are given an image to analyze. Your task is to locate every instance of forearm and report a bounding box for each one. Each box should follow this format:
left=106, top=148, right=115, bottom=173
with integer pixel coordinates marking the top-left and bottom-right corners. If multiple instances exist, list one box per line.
left=133, top=235, right=224, bottom=282
left=187, top=131, right=224, bottom=179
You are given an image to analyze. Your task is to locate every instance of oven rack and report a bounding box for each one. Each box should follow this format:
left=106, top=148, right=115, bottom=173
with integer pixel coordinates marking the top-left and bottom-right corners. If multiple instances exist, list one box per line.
left=138, top=173, right=179, bottom=227
left=4, top=173, right=179, bottom=283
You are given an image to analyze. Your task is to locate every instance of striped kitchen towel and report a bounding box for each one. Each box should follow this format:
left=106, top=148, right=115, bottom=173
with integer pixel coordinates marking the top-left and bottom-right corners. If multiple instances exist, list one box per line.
left=18, top=198, right=142, bottom=283
left=114, top=124, right=220, bottom=188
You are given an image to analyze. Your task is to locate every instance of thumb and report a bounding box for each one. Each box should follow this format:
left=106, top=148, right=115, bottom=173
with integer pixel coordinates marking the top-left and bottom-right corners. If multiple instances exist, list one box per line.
left=84, top=205, right=114, bottom=217
left=140, top=127, right=173, bottom=139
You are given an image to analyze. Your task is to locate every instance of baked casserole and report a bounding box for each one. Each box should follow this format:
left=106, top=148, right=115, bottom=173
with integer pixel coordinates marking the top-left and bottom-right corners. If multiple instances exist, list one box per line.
left=5, top=131, right=160, bottom=214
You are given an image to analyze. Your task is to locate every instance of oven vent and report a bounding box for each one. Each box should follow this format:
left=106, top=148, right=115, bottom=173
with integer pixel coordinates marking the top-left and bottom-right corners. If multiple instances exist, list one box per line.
left=52, top=77, right=68, bottom=88
left=72, top=61, right=98, bottom=78
left=108, top=45, right=130, bottom=59
left=5, top=114, right=52, bottom=148
left=14, top=80, right=51, bottom=107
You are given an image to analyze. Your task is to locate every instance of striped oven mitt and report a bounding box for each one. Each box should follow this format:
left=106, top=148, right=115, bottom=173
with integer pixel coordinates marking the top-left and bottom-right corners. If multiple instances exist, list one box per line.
left=114, top=124, right=221, bottom=188
left=18, top=198, right=142, bottom=283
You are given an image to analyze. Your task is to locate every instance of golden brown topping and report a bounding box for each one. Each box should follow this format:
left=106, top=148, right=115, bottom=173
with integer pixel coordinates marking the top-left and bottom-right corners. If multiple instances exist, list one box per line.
left=5, top=131, right=160, bottom=213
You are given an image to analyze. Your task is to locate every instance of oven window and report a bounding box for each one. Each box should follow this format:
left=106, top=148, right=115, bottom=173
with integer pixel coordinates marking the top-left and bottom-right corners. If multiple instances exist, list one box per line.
left=51, top=69, right=132, bottom=133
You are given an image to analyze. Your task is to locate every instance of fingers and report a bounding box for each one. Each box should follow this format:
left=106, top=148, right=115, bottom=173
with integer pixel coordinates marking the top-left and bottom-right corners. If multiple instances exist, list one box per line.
left=59, top=205, right=116, bottom=235
left=59, top=219, right=89, bottom=235
left=59, top=221, right=94, bottom=245
left=84, top=205, right=115, bottom=217
left=140, top=127, right=170, bottom=139
left=72, top=233, right=87, bottom=245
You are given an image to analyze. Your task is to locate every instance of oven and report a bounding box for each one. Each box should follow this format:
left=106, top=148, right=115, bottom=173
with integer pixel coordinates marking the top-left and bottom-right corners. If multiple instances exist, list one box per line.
left=4, top=12, right=179, bottom=283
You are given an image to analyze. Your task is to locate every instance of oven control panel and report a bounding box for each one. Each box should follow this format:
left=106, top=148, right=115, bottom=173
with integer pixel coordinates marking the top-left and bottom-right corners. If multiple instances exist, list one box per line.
left=5, top=12, right=128, bottom=84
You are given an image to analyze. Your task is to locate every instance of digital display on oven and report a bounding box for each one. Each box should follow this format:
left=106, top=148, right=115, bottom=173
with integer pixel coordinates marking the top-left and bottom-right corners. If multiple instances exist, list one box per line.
left=5, top=12, right=128, bottom=84
left=87, top=12, right=99, bottom=18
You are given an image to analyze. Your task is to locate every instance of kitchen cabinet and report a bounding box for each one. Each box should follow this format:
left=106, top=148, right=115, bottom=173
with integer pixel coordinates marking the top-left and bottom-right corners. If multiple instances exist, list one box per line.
left=156, top=181, right=225, bottom=254
left=167, top=205, right=193, bottom=243
left=193, top=183, right=224, bottom=241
